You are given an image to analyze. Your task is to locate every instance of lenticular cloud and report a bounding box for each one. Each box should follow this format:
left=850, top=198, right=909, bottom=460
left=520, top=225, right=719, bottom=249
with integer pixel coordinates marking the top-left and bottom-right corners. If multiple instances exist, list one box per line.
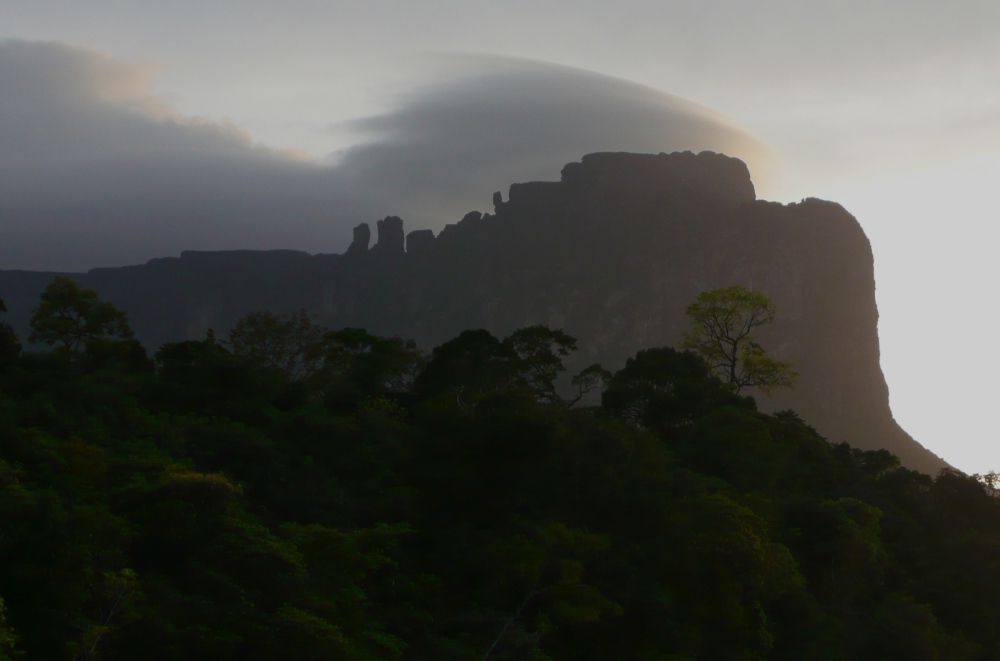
left=0, top=41, right=770, bottom=271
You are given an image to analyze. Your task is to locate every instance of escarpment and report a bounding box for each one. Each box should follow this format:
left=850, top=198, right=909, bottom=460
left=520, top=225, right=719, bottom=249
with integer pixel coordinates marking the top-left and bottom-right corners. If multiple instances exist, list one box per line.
left=0, top=150, right=947, bottom=473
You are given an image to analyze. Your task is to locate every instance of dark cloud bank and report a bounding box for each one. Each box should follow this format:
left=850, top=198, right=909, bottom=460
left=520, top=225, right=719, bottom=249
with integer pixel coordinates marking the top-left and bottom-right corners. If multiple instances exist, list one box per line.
left=0, top=41, right=769, bottom=271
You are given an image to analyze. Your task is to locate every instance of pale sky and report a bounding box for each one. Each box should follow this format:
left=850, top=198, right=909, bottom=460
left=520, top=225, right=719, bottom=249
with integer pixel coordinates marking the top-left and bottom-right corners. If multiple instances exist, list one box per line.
left=2, top=1, right=999, bottom=473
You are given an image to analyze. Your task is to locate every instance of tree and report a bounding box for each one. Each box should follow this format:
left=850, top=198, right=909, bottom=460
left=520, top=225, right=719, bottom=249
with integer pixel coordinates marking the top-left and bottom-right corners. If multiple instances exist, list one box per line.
left=972, top=470, right=1000, bottom=497
left=316, top=327, right=424, bottom=412
left=601, top=347, right=751, bottom=440
left=414, top=329, right=512, bottom=408
left=0, top=297, right=20, bottom=367
left=502, top=325, right=578, bottom=405
left=28, top=277, right=132, bottom=360
left=73, top=569, right=142, bottom=660
left=227, top=309, right=327, bottom=383
left=568, top=363, right=612, bottom=407
left=483, top=523, right=621, bottom=660
left=682, top=285, right=796, bottom=393
left=415, top=326, right=597, bottom=409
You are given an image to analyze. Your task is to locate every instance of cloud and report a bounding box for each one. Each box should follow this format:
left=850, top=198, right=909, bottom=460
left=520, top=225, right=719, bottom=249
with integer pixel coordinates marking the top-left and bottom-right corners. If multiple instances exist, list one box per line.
left=336, top=56, right=774, bottom=224
left=0, top=40, right=352, bottom=270
left=0, top=41, right=248, bottom=162
left=0, top=42, right=771, bottom=271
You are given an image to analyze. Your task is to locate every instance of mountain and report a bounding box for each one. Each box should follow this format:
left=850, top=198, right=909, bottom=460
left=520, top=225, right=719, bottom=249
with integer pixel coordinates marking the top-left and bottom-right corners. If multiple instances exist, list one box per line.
left=0, top=150, right=947, bottom=473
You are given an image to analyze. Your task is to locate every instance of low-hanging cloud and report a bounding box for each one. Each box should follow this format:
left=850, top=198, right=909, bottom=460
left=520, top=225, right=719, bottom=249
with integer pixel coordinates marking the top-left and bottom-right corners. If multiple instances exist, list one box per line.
left=0, top=41, right=772, bottom=271
left=336, top=56, right=773, bottom=224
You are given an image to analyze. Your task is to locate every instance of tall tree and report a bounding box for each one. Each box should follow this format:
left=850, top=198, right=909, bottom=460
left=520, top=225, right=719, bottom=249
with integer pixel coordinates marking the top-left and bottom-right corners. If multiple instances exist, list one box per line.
left=602, top=347, right=751, bottom=440
left=28, top=276, right=132, bottom=360
left=682, top=285, right=796, bottom=393
left=502, top=325, right=578, bottom=405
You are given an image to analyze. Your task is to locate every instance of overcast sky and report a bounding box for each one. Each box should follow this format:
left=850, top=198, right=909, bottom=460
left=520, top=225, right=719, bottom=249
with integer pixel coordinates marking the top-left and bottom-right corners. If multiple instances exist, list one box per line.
left=2, top=1, right=999, bottom=472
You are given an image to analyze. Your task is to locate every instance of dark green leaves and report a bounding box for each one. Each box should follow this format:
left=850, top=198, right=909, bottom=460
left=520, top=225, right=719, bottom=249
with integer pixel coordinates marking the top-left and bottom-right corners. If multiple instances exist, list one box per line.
left=29, top=276, right=133, bottom=356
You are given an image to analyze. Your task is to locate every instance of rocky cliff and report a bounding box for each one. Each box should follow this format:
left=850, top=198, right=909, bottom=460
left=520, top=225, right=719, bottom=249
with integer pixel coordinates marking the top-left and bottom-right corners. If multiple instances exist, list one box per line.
left=0, top=151, right=947, bottom=473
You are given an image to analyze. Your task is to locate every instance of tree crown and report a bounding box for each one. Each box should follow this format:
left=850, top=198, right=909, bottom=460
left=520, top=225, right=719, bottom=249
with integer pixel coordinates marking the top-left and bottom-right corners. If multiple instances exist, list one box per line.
left=682, top=285, right=796, bottom=393
left=28, top=276, right=133, bottom=358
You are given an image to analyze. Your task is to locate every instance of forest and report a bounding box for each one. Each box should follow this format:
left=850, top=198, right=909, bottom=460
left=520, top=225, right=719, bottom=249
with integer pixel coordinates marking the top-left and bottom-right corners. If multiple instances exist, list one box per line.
left=0, top=277, right=997, bottom=660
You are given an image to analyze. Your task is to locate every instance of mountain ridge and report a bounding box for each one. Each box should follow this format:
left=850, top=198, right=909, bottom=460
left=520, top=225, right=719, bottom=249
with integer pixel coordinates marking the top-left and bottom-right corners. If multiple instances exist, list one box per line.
left=0, top=150, right=948, bottom=473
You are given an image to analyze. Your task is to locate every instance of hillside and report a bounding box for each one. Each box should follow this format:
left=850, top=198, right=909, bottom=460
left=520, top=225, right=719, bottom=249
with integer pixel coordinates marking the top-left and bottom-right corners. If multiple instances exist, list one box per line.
left=0, top=302, right=992, bottom=659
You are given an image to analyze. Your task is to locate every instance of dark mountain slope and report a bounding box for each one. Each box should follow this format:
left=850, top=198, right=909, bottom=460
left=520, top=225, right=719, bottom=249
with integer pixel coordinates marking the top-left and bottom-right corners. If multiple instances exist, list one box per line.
left=0, top=151, right=946, bottom=473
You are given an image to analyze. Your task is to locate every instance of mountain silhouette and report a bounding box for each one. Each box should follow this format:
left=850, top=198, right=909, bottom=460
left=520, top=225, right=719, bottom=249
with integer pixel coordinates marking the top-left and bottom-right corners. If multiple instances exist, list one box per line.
left=0, top=151, right=947, bottom=473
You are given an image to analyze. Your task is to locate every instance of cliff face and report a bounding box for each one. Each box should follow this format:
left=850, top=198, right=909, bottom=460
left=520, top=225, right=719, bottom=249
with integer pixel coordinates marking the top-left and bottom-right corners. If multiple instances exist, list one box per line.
left=0, top=151, right=947, bottom=474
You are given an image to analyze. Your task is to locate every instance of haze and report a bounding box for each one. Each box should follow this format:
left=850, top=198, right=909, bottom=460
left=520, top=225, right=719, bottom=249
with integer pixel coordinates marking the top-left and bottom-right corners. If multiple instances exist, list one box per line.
left=2, top=1, right=999, bottom=474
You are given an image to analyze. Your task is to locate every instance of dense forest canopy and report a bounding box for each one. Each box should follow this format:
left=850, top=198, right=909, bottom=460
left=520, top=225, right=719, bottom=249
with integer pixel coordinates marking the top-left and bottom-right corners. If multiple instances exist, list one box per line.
left=0, top=281, right=996, bottom=660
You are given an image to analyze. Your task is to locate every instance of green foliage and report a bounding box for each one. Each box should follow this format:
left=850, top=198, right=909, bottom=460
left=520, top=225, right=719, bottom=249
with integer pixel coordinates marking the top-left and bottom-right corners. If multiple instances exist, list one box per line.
left=226, top=309, right=326, bottom=383
left=501, top=326, right=578, bottom=405
left=416, top=325, right=604, bottom=410
left=665, top=493, right=803, bottom=659
left=153, top=333, right=281, bottom=418
left=677, top=407, right=783, bottom=491
left=70, top=568, right=143, bottom=660
left=0, top=298, right=19, bottom=369
left=415, top=329, right=516, bottom=407
left=682, top=285, right=797, bottom=393
left=28, top=276, right=133, bottom=363
left=316, top=328, right=423, bottom=413
left=868, top=593, right=981, bottom=660
left=0, top=598, right=20, bottom=660
left=1, top=290, right=999, bottom=659
left=602, top=347, right=752, bottom=441
left=483, top=523, right=621, bottom=659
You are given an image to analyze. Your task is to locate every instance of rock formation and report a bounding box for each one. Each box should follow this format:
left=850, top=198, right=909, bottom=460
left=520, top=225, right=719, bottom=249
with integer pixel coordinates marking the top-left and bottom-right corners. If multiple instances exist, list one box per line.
left=406, top=229, right=435, bottom=256
left=345, top=223, right=370, bottom=256
left=0, top=151, right=948, bottom=474
left=372, top=216, right=405, bottom=256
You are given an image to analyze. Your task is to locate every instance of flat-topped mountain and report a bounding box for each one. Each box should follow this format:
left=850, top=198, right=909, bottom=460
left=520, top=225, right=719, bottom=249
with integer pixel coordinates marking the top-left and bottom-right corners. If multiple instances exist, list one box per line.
left=0, top=151, right=947, bottom=473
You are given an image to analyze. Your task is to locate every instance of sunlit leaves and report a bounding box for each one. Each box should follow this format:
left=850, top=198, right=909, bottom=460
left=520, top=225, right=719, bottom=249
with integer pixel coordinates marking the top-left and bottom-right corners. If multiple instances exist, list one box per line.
left=682, top=285, right=796, bottom=393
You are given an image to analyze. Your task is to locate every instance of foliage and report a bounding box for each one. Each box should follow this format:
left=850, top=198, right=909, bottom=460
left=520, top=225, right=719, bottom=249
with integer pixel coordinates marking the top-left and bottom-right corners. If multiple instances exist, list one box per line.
left=0, top=292, right=997, bottom=659
left=602, top=347, right=751, bottom=441
left=0, top=598, right=19, bottom=660
left=226, top=309, right=326, bottom=383
left=682, top=285, right=797, bottom=393
left=415, top=325, right=608, bottom=410
left=28, top=276, right=133, bottom=364
left=501, top=326, right=578, bottom=405
left=315, top=327, right=424, bottom=413
left=0, top=298, right=20, bottom=368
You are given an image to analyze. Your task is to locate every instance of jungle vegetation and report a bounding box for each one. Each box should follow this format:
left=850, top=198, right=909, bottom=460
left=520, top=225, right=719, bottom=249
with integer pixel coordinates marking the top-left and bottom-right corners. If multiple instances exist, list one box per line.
left=0, top=279, right=995, bottom=660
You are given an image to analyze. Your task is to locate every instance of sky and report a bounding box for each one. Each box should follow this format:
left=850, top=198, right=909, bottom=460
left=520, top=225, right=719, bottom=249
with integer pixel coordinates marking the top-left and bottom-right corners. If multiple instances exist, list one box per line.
left=2, top=1, right=999, bottom=473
